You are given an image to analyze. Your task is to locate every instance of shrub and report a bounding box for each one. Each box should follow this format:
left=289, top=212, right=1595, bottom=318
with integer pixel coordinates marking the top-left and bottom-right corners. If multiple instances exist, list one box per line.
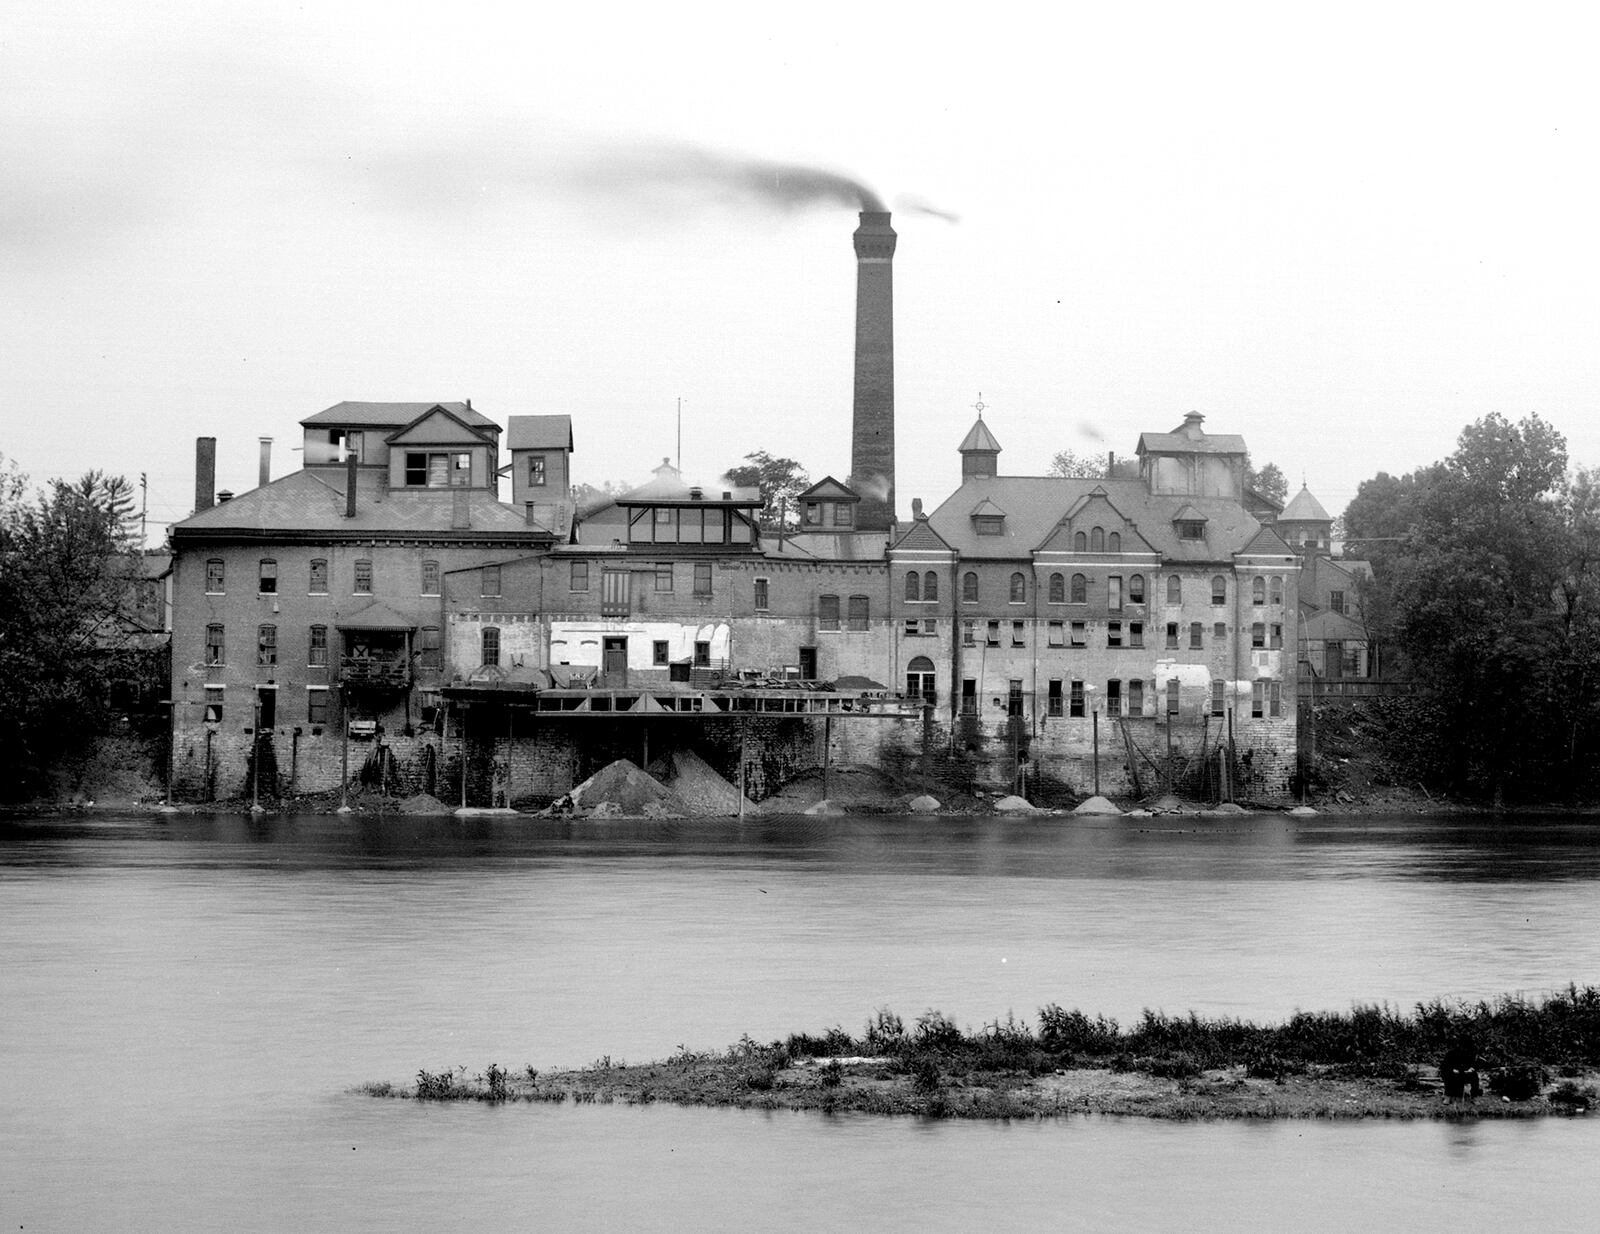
left=1548, top=1081, right=1595, bottom=1111
left=914, top=1010, right=964, bottom=1052
left=819, top=1060, right=844, bottom=1089
left=864, top=1010, right=905, bottom=1054
left=484, top=1063, right=508, bottom=1102
left=1037, top=1004, right=1121, bottom=1056
left=1490, top=1061, right=1548, bottom=1101
left=416, top=1068, right=460, bottom=1099
left=909, top=1055, right=942, bottom=1095
left=1144, top=1052, right=1203, bottom=1080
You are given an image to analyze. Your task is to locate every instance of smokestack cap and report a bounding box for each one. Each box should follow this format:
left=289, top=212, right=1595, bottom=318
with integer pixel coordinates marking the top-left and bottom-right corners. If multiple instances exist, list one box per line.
left=853, top=211, right=896, bottom=259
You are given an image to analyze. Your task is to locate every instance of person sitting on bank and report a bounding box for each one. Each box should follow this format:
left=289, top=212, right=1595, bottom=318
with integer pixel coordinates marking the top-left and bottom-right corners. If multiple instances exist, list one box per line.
left=1439, top=1036, right=1481, bottom=1102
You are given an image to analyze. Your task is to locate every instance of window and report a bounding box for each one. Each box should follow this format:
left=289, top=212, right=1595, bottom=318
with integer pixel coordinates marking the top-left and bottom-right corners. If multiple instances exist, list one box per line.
left=204, top=686, right=224, bottom=722
left=307, top=688, right=328, bottom=726
left=1214, top=622, right=1227, bottom=641
left=1129, top=622, right=1144, bottom=648
left=308, top=625, right=328, bottom=667
left=354, top=560, right=372, bottom=594
left=1129, top=679, right=1144, bottom=714
left=309, top=559, right=327, bottom=594
left=1107, top=679, right=1122, bottom=717
left=835, top=502, right=854, bottom=526
left=1011, top=620, right=1025, bottom=647
left=1252, top=622, right=1266, bottom=648
left=754, top=577, right=769, bottom=610
left=1071, top=620, right=1087, bottom=647
left=528, top=455, right=546, bottom=486
left=1252, top=680, right=1266, bottom=718
left=819, top=595, right=840, bottom=631
left=804, top=502, right=821, bottom=526
left=653, top=640, right=669, bottom=666
left=257, top=623, right=277, bottom=666
left=1178, top=520, right=1205, bottom=540
left=206, top=559, right=225, bottom=593
left=654, top=563, right=673, bottom=592
left=1109, top=532, right=1121, bottom=553
left=1048, top=620, right=1065, bottom=647
left=986, top=620, right=1001, bottom=646
left=1108, top=575, right=1123, bottom=612
left=906, top=571, right=921, bottom=602
left=962, top=679, right=978, bottom=715
left=258, top=559, right=277, bottom=594
left=1010, top=572, right=1026, bottom=603
left=1211, top=576, right=1227, bottom=605
left=405, top=451, right=471, bottom=487
left=1166, top=623, right=1178, bottom=649
left=482, top=627, right=501, bottom=667
left=1047, top=679, right=1064, bottom=717
left=1049, top=572, right=1065, bottom=603
left=601, top=568, right=631, bottom=617
left=1107, top=621, right=1122, bottom=648
left=1091, top=526, right=1105, bottom=552
left=420, top=626, right=440, bottom=670
left=205, top=623, right=225, bottom=665
left=962, top=619, right=976, bottom=646
left=693, top=563, right=712, bottom=597
left=1190, top=622, right=1203, bottom=649
left=1167, top=678, right=1180, bottom=716
left=1330, top=589, right=1346, bottom=615
left=1167, top=575, right=1182, bottom=604
left=962, top=572, right=979, bottom=602
left=904, top=618, right=921, bottom=638
left=571, top=561, right=590, bottom=592
left=1008, top=679, right=1024, bottom=717
left=694, top=641, right=711, bottom=667
left=1271, top=623, right=1283, bottom=649
left=1270, top=680, right=1283, bottom=716
left=1071, top=573, right=1087, bottom=604
left=907, top=657, right=937, bottom=704
left=975, top=516, right=1004, bottom=535
left=924, top=571, right=938, bottom=602
left=421, top=560, right=440, bottom=596
left=1252, top=576, right=1266, bottom=605
left=847, top=595, right=870, bottom=631
left=1129, top=574, right=1145, bottom=604
left=481, top=564, right=501, bottom=597
left=1069, top=680, right=1085, bottom=718
left=1074, top=531, right=1087, bottom=552
left=1270, top=576, right=1283, bottom=606
left=1213, top=680, right=1226, bottom=716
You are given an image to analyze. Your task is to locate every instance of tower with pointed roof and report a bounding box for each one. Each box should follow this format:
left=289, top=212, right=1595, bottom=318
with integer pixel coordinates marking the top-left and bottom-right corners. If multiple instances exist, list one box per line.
left=1278, top=484, right=1333, bottom=554
left=958, top=415, right=1002, bottom=481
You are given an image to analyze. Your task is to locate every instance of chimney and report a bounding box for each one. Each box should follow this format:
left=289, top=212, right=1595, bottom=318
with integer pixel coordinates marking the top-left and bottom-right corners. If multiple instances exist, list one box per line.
left=217, top=489, right=234, bottom=504
left=850, top=210, right=896, bottom=531
left=258, top=437, right=272, bottom=489
left=195, top=437, right=216, bottom=512
left=345, top=454, right=357, bottom=518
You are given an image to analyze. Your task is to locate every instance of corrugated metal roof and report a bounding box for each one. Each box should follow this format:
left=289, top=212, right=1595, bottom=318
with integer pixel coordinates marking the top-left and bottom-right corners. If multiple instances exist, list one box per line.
left=301, top=401, right=499, bottom=431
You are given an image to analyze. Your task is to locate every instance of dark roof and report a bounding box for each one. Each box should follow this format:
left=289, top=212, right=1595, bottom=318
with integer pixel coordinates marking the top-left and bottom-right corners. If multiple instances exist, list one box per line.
left=926, top=476, right=1264, bottom=562
left=958, top=418, right=1002, bottom=453
left=507, top=415, right=574, bottom=451
left=891, top=518, right=953, bottom=553
left=1280, top=485, right=1332, bottom=523
left=170, top=469, right=539, bottom=540
left=797, top=476, right=860, bottom=502
left=337, top=601, right=414, bottom=630
left=301, top=401, right=499, bottom=431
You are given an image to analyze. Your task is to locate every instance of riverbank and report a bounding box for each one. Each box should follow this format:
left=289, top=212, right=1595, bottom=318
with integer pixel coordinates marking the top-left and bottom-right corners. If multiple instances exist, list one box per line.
left=363, top=990, right=1600, bottom=1121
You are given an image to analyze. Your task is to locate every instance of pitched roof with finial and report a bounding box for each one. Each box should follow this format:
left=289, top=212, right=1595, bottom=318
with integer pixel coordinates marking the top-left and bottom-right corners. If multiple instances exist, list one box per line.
left=958, top=418, right=1002, bottom=453
left=1280, top=485, right=1332, bottom=523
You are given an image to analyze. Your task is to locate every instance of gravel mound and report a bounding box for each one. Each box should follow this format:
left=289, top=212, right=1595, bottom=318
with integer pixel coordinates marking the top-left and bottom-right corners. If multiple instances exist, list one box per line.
left=1073, top=795, right=1122, bottom=816
left=654, top=750, right=757, bottom=816
left=993, top=795, right=1040, bottom=813
left=397, top=793, right=451, bottom=815
left=566, top=760, right=687, bottom=816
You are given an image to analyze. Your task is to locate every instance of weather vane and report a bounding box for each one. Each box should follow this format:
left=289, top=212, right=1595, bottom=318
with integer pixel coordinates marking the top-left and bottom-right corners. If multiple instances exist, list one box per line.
left=972, top=393, right=987, bottom=418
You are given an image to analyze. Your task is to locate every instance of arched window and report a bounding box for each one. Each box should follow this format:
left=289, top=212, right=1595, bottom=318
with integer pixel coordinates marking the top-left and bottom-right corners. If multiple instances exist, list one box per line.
left=962, top=572, right=979, bottom=602
left=1049, top=572, right=1065, bottom=603
left=482, top=627, right=501, bottom=667
left=1074, top=531, right=1087, bottom=552
left=1010, top=572, right=1026, bottom=603
left=1070, top=573, right=1087, bottom=604
left=1167, top=575, right=1182, bottom=604
left=1252, top=575, right=1265, bottom=605
left=1270, top=576, right=1283, bottom=605
left=1212, top=575, right=1227, bottom=606
left=905, top=571, right=920, bottom=602
left=1129, top=573, right=1145, bottom=603
left=1091, top=526, right=1105, bottom=552
left=923, top=571, right=939, bottom=601
left=906, top=655, right=936, bottom=704
left=1108, top=531, right=1121, bottom=553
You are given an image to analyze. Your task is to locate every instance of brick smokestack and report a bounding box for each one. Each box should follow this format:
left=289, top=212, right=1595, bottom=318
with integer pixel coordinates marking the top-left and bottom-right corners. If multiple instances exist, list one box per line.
left=850, top=210, right=896, bottom=531
left=258, top=437, right=272, bottom=489
left=195, top=437, right=216, bottom=513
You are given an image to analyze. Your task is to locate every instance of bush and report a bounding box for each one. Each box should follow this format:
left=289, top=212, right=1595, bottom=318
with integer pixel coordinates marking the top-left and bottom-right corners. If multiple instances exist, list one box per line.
left=415, top=1068, right=460, bottom=1099
left=1489, top=1061, right=1548, bottom=1101
left=1548, top=1081, right=1595, bottom=1111
left=1038, top=1004, right=1121, bottom=1056
left=864, top=1010, right=905, bottom=1053
left=1144, top=1052, right=1203, bottom=1080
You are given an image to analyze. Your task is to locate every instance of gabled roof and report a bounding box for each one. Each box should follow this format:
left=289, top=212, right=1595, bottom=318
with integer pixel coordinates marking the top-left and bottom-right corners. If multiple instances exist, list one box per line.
left=507, top=415, right=574, bottom=451
left=1136, top=427, right=1247, bottom=456
left=891, top=518, right=953, bottom=553
left=797, top=476, right=860, bottom=502
left=1280, top=485, right=1332, bottom=523
left=1171, top=503, right=1208, bottom=523
left=386, top=404, right=498, bottom=446
left=301, top=400, right=500, bottom=431
left=337, top=601, right=414, bottom=631
left=169, top=469, right=539, bottom=540
left=1301, top=609, right=1368, bottom=641
left=970, top=498, right=1006, bottom=519
left=958, top=418, right=1002, bottom=453
left=1240, top=526, right=1296, bottom=555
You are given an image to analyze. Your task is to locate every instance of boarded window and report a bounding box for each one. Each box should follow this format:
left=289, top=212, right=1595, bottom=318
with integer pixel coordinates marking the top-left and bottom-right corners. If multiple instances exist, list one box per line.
left=1048, top=620, right=1065, bottom=647
left=419, top=626, right=440, bottom=669
left=1129, top=621, right=1144, bottom=648
left=571, top=561, right=589, bottom=592
left=819, top=595, right=840, bottom=631
left=1167, top=575, right=1181, bottom=604
left=1128, top=679, right=1144, bottom=714
left=309, top=559, right=327, bottom=593
left=847, top=595, right=870, bottom=631
left=693, top=563, right=712, bottom=597
left=481, top=565, right=501, bottom=597
left=924, top=571, right=938, bottom=601
left=421, top=560, right=440, bottom=595
left=905, top=571, right=921, bottom=601
left=1190, top=622, right=1203, bottom=649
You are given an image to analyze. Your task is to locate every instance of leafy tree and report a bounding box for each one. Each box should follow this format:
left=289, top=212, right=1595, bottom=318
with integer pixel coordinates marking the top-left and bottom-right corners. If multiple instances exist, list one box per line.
left=1048, top=450, right=1107, bottom=479
left=721, top=452, right=810, bottom=530
left=0, top=462, right=145, bottom=799
left=1245, top=461, right=1288, bottom=506
left=571, top=479, right=632, bottom=513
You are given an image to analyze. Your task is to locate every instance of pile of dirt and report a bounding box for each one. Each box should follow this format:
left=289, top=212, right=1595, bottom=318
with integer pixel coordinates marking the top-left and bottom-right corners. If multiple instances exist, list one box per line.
left=397, top=793, right=451, bottom=815
left=562, top=759, right=688, bottom=816
left=758, top=765, right=909, bottom=814
left=652, top=750, right=757, bottom=816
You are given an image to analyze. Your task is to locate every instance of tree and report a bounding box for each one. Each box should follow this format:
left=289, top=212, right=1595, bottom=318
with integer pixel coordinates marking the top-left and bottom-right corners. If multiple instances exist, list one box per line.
left=571, top=478, right=632, bottom=513
left=721, top=452, right=810, bottom=530
left=1245, top=461, right=1288, bottom=507
left=0, top=462, right=145, bottom=799
left=1048, top=449, right=1107, bottom=479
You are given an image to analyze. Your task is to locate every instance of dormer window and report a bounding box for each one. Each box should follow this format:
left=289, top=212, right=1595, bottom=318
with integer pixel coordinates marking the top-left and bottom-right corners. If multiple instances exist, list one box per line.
left=804, top=502, right=821, bottom=525
left=405, top=452, right=471, bottom=488
left=1178, top=520, right=1206, bottom=540
left=835, top=502, right=853, bottom=526
left=975, top=517, right=1003, bottom=536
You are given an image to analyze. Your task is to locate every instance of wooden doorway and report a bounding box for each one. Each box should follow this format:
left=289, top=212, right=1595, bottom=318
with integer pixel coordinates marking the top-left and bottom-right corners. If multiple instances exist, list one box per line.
left=602, top=636, right=628, bottom=687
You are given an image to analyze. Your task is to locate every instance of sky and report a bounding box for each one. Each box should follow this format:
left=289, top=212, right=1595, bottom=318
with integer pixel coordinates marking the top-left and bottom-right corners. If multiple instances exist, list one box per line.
left=5, top=2, right=1598, bottom=543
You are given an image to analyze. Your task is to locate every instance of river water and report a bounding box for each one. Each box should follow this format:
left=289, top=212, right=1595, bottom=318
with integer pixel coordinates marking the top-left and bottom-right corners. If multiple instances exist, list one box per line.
left=4, top=811, right=1599, bottom=1230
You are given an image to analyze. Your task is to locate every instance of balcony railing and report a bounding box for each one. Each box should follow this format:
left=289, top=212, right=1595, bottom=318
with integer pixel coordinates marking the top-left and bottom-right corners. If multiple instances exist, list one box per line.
left=339, top=654, right=411, bottom=688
